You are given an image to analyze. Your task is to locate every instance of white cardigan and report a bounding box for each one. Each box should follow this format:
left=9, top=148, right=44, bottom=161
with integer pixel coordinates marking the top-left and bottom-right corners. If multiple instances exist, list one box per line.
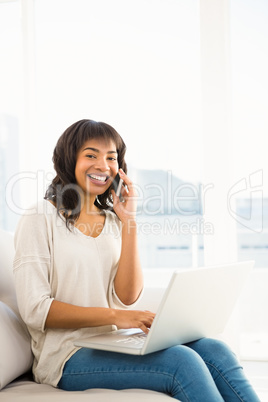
left=13, top=200, right=139, bottom=387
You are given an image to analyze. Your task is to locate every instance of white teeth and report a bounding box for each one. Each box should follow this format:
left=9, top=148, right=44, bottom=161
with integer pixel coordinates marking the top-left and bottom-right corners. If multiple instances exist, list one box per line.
left=89, top=174, right=106, bottom=182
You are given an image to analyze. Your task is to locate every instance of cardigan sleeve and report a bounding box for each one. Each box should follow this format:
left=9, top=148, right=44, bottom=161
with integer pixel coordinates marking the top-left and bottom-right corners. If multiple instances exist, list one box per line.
left=13, top=211, right=54, bottom=333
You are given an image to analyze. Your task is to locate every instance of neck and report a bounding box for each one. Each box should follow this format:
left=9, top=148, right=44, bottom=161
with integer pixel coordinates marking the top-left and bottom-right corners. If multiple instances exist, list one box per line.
left=81, top=194, right=101, bottom=214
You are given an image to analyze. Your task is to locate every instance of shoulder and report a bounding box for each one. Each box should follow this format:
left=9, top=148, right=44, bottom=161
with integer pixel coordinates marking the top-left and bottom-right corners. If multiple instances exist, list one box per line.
left=17, top=199, right=56, bottom=224
left=102, top=209, right=122, bottom=238
left=104, top=209, right=121, bottom=226
left=14, top=199, right=58, bottom=241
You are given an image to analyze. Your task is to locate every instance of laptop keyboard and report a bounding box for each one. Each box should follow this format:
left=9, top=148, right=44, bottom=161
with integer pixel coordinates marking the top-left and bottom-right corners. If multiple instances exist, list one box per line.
left=115, top=333, right=147, bottom=347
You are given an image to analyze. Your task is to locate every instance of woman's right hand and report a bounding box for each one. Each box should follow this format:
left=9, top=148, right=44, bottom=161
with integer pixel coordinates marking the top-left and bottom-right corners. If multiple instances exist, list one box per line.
left=113, top=309, right=155, bottom=334
left=111, top=169, right=137, bottom=223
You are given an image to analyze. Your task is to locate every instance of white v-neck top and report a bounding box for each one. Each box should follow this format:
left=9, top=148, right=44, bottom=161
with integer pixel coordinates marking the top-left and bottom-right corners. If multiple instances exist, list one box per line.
left=13, top=199, right=139, bottom=387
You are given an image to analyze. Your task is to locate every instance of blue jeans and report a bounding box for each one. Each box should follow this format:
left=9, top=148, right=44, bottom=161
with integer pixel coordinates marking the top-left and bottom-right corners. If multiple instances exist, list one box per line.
left=58, top=338, right=260, bottom=401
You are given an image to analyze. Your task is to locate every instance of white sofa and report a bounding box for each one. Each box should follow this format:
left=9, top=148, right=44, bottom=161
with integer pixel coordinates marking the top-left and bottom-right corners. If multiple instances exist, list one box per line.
left=0, top=229, right=175, bottom=401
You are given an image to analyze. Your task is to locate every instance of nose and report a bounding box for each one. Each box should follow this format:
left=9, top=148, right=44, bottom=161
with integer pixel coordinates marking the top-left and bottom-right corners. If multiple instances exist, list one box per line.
left=93, top=157, right=110, bottom=172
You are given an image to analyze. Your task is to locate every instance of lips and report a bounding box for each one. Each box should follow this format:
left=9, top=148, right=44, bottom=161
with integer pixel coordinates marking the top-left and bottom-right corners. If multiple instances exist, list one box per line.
left=87, top=173, right=110, bottom=185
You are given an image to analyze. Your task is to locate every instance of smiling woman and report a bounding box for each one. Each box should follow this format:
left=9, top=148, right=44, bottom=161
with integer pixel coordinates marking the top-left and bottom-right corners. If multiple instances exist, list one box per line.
left=44, top=119, right=127, bottom=229
left=75, top=140, right=118, bottom=195
left=12, top=117, right=261, bottom=401
left=0, top=0, right=266, bottom=398
left=73, top=138, right=119, bottom=237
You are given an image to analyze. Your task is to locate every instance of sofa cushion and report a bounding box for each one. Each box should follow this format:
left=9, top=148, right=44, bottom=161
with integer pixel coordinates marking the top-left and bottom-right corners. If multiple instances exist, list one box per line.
left=0, top=301, right=33, bottom=390
left=2, top=379, right=177, bottom=401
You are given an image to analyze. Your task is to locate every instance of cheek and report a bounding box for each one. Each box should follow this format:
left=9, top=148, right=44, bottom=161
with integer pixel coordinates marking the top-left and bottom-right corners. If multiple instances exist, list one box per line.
left=74, top=160, right=87, bottom=181
left=114, top=161, right=119, bottom=171
left=112, top=164, right=119, bottom=176
left=76, top=159, right=89, bottom=172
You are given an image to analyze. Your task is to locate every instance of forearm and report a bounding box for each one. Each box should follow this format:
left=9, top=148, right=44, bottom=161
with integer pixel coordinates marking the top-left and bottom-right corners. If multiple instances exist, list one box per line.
left=45, top=299, right=155, bottom=334
left=45, top=300, right=115, bottom=329
left=114, top=220, right=143, bottom=305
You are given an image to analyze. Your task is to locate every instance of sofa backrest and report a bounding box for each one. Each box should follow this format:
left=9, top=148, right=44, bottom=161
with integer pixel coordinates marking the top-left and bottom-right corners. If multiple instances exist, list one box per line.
left=0, top=229, right=19, bottom=315
left=0, top=229, right=33, bottom=390
left=134, top=286, right=165, bottom=313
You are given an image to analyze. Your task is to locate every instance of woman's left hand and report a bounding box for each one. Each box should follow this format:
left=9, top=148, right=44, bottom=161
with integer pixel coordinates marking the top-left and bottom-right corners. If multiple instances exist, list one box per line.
left=111, top=169, right=137, bottom=223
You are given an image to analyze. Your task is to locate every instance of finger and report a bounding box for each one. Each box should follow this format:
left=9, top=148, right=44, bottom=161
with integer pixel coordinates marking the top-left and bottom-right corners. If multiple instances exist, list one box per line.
left=144, top=310, right=156, bottom=316
left=138, top=314, right=155, bottom=329
left=119, top=169, right=132, bottom=187
left=139, top=323, right=149, bottom=334
left=143, top=311, right=156, bottom=322
left=121, top=185, right=128, bottom=195
left=145, top=317, right=154, bottom=328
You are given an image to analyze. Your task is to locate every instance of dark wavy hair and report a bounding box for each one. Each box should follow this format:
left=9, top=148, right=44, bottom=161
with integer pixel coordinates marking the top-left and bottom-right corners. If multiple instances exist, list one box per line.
left=44, top=119, right=127, bottom=229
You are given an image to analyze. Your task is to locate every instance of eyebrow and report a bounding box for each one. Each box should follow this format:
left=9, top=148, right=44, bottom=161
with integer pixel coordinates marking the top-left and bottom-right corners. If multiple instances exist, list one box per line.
left=83, top=147, right=117, bottom=154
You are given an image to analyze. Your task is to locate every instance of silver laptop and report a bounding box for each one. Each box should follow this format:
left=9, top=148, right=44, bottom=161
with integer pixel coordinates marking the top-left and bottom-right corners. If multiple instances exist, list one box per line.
left=74, top=261, right=254, bottom=355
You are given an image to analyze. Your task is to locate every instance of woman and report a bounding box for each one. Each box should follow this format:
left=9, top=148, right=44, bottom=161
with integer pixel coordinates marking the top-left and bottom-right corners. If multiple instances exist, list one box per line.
left=13, top=119, right=260, bottom=401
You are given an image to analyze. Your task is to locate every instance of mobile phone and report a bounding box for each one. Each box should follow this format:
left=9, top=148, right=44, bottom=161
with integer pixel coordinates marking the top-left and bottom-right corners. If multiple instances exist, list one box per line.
left=112, top=173, right=124, bottom=197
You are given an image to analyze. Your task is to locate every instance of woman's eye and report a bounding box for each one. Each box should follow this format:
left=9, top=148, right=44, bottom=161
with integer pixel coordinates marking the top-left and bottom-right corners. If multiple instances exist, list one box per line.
left=107, top=156, right=117, bottom=161
left=85, top=154, right=96, bottom=159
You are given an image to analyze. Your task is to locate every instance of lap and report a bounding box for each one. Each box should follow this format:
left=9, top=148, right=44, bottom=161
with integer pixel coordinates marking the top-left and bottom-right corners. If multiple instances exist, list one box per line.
left=63, top=340, right=211, bottom=373
left=59, top=339, right=224, bottom=391
left=58, top=338, right=260, bottom=401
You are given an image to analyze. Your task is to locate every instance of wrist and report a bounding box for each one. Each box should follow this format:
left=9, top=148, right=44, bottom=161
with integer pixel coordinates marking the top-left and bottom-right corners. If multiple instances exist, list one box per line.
left=121, top=219, right=137, bottom=233
left=108, top=308, right=117, bottom=325
left=109, top=308, right=120, bottom=326
left=119, top=211, right=136, bottom=224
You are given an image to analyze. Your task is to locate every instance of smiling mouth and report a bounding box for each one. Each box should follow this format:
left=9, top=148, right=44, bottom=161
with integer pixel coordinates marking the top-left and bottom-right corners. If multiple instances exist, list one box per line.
left=87, top=174, right=109, bottom=183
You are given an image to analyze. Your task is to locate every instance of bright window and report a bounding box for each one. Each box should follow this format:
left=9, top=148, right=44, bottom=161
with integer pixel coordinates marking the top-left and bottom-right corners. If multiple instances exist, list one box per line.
left=229, top=0, right=268, bottom=359
left=34, top=0, right=204, bottom=270
left=0, top=0, right=21, bottom=231
left=0, top=0, right=267, bottom=360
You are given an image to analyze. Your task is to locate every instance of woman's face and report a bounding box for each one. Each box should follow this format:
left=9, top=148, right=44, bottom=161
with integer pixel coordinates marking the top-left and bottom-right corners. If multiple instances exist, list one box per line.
left=75, top=138, right=119, bottom=196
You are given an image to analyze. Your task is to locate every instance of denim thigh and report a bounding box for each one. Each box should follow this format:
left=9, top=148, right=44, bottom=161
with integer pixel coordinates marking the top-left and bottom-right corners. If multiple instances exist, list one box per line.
left=58, top=338, right=260, bottom=401
left=186, top=338, right=261, bottom=402
left=58, top=342, right=225, bottom=402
